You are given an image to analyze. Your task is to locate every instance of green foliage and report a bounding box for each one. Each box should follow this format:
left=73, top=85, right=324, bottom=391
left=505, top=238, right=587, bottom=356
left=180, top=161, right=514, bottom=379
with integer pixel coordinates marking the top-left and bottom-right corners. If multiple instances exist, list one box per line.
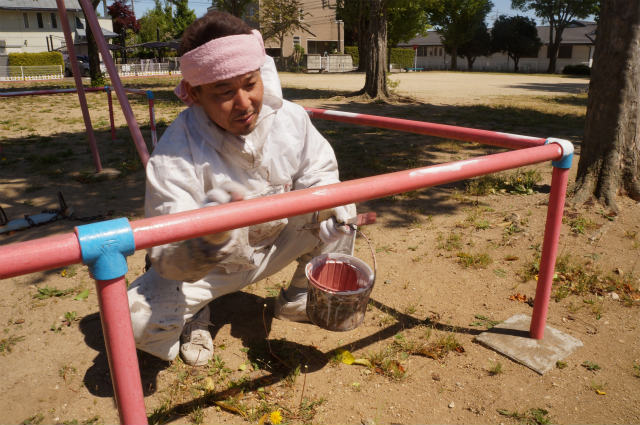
left=491, top=15, right=541, bottom=72
left=562, top=64, right=591, bottom=75
left=458, top=21, right=492, bottom=68
left=582, top=360, right=601, bottom=371
left=215, top=0, right=253, bottom=17
left=259, top=0, right=311, bottom=48
left=389, top=47, right=415, bottom=68
left=497, top=407, right=551, bottom=425
left=8, top=52, right=64, bottom=67
left=456, top=252, right=492, bottom=268
left=345, top=45, right=359, bottom=67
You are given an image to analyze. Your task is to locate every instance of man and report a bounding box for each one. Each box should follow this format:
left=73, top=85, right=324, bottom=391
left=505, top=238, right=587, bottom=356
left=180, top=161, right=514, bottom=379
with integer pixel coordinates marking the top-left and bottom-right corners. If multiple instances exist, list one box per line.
left=127, top=11, right=356, bottom=366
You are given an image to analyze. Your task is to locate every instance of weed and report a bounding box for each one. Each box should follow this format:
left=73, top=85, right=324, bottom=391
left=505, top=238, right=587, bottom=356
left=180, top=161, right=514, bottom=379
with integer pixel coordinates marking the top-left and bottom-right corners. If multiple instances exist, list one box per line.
left=457, top=252, right=492, bottom=268
left=298, top=397, right=325, bottom=423
left=34, top=286, right=74, bottom=300
left=488, top=361, right=503, bottom=375
left=367, top=348, right=407, bottom=380
left=63, top=311, right=78, bottom=326
left=564, top=215, right=598, bottom=234
left=438, top=232, right=463, bottom=251
left=469, top=314, right=500, bottom=329
left=582, top=361, right=601, bottom=371
left=556, top=360, right=567, bottom=369
left=633, top=361, right=640, bottom=378
left=590, top=380, right=606, bottom=394
left=497, top=407, right=551, bottom=425
left=284, top=364, right=301, bottom=387
left=493, top=268, right=507, bottom=277
left=59, top=364, right=77, bottom=383
left=466, top=169, right=541, bottom=195
left=0, top=335, right=25, bottom=354
left=189, top=406, right=205, bottom=425
left=403, top=304, right=417, bottom=315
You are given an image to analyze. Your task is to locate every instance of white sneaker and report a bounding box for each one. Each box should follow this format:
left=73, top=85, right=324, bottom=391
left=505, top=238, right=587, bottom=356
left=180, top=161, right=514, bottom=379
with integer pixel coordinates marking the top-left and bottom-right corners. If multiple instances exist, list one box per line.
left=273, top=286, right=310, bottom=322
left=179, top=305, right=214, bottom=366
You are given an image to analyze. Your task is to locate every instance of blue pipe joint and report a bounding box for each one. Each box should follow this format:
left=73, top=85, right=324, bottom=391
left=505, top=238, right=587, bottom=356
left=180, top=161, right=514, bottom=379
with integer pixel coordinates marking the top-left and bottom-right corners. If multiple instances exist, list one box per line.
left=146, top=90, right=154, bottom=100
left=76, top=217, right=135, bottom=281
left=545, top=138, right=574, bottom=169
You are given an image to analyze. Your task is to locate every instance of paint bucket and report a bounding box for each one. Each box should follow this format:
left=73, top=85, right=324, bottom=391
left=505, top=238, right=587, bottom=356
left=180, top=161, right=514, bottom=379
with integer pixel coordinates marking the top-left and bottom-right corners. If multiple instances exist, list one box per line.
left=305, top=252, right=375, bottom=332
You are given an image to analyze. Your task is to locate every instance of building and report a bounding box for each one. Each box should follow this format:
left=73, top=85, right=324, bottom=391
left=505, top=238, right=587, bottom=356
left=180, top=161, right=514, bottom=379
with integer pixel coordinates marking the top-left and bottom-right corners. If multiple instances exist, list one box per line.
left=398, top=21, right=596, bottom=73
left=210, top=0, right=344, bottom=57
left=0, top=0, right=116, bottom=66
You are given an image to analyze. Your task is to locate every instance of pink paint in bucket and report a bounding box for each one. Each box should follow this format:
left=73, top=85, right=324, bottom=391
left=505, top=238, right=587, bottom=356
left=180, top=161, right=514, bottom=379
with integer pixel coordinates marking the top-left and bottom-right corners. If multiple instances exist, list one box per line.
left=305, top=253, right=375, bottom=331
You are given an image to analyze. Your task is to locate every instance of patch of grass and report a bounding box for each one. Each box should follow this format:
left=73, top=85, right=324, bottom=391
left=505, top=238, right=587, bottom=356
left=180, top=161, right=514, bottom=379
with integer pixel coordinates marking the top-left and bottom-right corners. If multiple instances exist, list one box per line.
left=20, top=413, right=44, bottom=424
left=34, top=286, right=74, bottom=300
left=456, top=252, right=492, bottom=268
left=556, top=360, right=567, bottom=369
left=367, top=348, right=407, bottom=380
left=497, top=407, right=551, bottom=425
left=469, top=314, right=500, bottom=329
left=298, top=397, right=325, bottom=423
left=488, top=361, right=503, bottom=376
left=0, top=335, right=25, bottom=354
left=59, top=364, right=77, bottom=383
left=466, top=169, right=542, bottom=196
left=590, top=380, right=606, bottom=394
left=438, top=232, right=463, bottom=251
left=564, top=215, right=598, bottom=234
left=582, top=360, right=601, bottom=371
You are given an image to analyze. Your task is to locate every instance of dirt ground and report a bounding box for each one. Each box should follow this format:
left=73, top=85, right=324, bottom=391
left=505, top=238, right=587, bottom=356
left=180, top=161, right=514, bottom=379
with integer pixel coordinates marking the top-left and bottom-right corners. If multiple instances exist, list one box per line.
left=1, top=71, right=639, bottom=425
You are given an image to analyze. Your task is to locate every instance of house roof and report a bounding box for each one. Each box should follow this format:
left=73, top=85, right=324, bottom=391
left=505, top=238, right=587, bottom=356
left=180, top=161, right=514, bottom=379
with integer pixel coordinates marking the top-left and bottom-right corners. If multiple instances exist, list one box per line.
left=398, top=21, right=597, bottom=47
left=0, top=0, right=82, bottom=11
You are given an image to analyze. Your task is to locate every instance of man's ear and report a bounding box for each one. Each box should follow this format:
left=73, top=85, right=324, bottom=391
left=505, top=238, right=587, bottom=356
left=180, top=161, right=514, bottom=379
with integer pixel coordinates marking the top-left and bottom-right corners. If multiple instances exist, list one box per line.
left=185, top=81, right=201, bottom=105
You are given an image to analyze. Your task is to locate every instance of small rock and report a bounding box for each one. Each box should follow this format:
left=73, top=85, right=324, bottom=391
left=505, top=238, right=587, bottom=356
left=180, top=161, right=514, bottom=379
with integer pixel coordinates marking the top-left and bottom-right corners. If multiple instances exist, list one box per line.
left=608, top=292, right=620, bottom=300
left=449, top=402, right=455, bottom=408
left=432, top=373, right=441, bottom=381
left=614, top=268, right=624, bottom=277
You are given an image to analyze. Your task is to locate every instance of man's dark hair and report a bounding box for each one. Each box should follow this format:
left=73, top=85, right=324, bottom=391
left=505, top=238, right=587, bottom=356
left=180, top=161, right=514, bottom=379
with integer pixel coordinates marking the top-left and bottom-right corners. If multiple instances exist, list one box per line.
left=179, top=11, right=253, bottom=56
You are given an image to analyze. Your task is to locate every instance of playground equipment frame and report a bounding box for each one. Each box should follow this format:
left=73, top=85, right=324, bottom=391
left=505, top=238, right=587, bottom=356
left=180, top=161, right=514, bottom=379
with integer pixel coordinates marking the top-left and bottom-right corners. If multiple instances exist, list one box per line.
left=0, top=1, right=574, bottom=422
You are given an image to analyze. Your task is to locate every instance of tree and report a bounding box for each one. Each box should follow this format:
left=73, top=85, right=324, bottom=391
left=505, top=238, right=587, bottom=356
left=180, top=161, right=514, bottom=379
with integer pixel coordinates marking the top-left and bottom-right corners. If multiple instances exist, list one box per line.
left=425, top=0, right=493, bottom=70
left=512, top=0, right=599, bottom=73
left=108, top=0, right=140, bottom=62
left=138, top=0, right=175, bottom=43
left=491, top=15, right=541, bottom=72
left=362, top=0, right=389, bottom=98
left=169, top=0, right=196, bottom=39
left=457, top=20, right=490, bottom=70
left=259, top=0, right=312, bottom=56
left=573, top=0, right=640, bottom=210
left=214, top=0, right=253, bottom=17
left=86, top=0, right=106, bottom=85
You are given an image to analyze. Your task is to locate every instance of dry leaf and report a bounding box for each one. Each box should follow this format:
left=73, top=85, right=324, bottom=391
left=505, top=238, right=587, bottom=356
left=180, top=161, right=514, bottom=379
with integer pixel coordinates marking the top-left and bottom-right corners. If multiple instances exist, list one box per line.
left=509, top=293, right=528, bottom=303
left=214, top=401, right=246, bottom=418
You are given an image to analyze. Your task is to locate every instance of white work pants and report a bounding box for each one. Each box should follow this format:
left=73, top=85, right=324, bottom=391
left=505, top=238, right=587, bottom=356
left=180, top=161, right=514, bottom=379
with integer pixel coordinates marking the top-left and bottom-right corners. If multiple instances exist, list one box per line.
left=127, top=213, right=355, bottom=361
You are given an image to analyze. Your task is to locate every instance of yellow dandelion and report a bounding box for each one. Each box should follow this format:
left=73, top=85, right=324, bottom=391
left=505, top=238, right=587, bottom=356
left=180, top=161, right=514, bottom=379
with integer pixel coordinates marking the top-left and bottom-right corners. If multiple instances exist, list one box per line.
left=269, top=410, right=282, bottom=424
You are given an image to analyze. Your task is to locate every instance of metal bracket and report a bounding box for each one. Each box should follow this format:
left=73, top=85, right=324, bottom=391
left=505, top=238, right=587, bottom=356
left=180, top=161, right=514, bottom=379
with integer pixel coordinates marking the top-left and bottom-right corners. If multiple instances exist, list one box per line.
left=545, top=138, right=574, bottom=169
left=75, top=217, right=135, bottom=280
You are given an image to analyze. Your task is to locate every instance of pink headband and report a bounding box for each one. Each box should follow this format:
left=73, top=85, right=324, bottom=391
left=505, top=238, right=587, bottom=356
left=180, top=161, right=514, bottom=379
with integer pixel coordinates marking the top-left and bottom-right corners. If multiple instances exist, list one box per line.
left=175, top=29, right=266, bottom=105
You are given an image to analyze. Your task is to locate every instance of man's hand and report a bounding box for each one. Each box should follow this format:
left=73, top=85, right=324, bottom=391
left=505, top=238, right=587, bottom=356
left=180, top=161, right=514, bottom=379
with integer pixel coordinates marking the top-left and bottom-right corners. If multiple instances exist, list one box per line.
left=316, top=203, right=357, bottom=244
left=202, top=181, right=247, bottom=244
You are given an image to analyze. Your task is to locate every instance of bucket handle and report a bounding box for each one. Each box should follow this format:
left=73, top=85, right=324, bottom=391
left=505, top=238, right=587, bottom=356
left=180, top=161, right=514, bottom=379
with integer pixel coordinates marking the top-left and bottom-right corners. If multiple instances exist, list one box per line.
left=349, top=224, right=377, bottom=287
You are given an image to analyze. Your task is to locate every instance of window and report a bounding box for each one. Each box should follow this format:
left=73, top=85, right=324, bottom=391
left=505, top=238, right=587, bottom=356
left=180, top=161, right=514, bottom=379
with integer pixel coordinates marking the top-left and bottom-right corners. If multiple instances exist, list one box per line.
left=293, top=36, right=301, bottom=47
left=37, top=13, right=43, bottom=28
left=23, top=13, right=29, bottom=28
left=75, top=16, right=83, bottom=29
left=248, top=6, right=255, bottom=17
left=299, top=8, right=304, bottom=20
left=51, top=13, right=57, bottom=29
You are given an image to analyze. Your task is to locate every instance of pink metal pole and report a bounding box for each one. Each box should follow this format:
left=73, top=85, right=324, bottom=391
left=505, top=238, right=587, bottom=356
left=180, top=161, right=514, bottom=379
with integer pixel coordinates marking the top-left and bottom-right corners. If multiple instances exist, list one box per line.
left=0, top=87, right=105, bottom=97
left=148, top=97, right=157, bottom=147
left=0, top=143, right=562, bottom=279
left=305, top=107, right=547, bottom=150
left=55, top=0, right=102, bottom=172
left=530, top=166, right=571, bottom=339
left=95, top=276, right=148, bottom=425
left=77, top=0, right=150, bottom=167
left=106, top=87, right=116, bottom=141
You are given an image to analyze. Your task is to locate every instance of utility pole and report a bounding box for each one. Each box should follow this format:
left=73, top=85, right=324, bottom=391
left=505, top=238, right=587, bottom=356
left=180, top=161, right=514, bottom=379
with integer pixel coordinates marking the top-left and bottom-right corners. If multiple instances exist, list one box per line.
left=130, top=0, right=135, bottom=16
left=336, top=19, right=343, bottom=53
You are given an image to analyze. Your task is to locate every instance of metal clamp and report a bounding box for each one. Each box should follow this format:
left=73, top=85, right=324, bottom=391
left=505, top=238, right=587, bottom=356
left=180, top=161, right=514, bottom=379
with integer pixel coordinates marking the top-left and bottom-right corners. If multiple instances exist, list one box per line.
left=75, top=217, right=135, bottom=280
left=545, top=138, right=574, bottom=169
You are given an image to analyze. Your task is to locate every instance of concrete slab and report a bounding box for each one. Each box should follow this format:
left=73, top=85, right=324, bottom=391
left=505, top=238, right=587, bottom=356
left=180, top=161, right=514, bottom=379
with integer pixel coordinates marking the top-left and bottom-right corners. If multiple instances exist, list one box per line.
left=475, top=314, right=583, bottom=375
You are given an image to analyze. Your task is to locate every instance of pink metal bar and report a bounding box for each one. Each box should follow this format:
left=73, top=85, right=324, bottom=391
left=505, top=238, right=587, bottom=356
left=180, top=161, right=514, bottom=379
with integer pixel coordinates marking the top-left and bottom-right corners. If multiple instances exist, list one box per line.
left=106, top=87, right=116, bottom=141
left=0, top=87, right=105, bottom=97
left=305, top=107, right=547, bottom=150
left=530, top=166, right=570, bottom=339
left=95, top=275, right=148, bottom=425
left=0, top=143, right=562, bottom=280
left=77, top=0, right=150, bottom=167
left=122, top=88, right=157, bottom=147
left=55, top=0, right=102, bottom=172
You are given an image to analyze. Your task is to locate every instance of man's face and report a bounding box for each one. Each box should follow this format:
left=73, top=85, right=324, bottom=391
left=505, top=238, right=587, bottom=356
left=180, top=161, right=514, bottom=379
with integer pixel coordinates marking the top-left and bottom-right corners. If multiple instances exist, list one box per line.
left=188, top=70, right=264, bottom=136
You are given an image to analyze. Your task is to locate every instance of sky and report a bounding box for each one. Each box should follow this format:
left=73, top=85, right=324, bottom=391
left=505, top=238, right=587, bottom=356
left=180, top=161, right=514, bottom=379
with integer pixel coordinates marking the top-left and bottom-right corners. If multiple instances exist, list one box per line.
left=128, top=0, right=540, bottom=24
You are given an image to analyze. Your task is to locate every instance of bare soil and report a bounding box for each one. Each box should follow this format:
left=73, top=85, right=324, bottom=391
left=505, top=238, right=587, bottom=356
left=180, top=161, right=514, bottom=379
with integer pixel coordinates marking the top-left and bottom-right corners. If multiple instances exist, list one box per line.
left=1, top=72, right=639, bottom=425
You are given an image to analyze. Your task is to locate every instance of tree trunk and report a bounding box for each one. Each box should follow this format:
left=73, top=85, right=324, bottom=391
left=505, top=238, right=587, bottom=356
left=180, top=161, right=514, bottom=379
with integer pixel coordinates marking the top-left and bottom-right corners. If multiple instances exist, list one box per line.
left=573, top=0, right=640, bottom=210
left=87, top=0, right=105, bottom=85
left=466, top=56, right=474, bottom=71
left=356, top=0, right=369, bottom=72
left=449, top=45, right=458, bottom=70
left=513, top=56, right=519, bottom=72
left=546, top=17, right=557, bottom=73
left=363, top=0, right=388, bottom=98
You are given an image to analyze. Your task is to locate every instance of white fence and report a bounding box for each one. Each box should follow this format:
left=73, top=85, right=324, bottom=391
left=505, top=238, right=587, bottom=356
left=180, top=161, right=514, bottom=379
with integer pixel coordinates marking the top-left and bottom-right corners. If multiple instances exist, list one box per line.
left=0, top=65, right=64, bottom=81
left=0, top=62, right=179, bottom=82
